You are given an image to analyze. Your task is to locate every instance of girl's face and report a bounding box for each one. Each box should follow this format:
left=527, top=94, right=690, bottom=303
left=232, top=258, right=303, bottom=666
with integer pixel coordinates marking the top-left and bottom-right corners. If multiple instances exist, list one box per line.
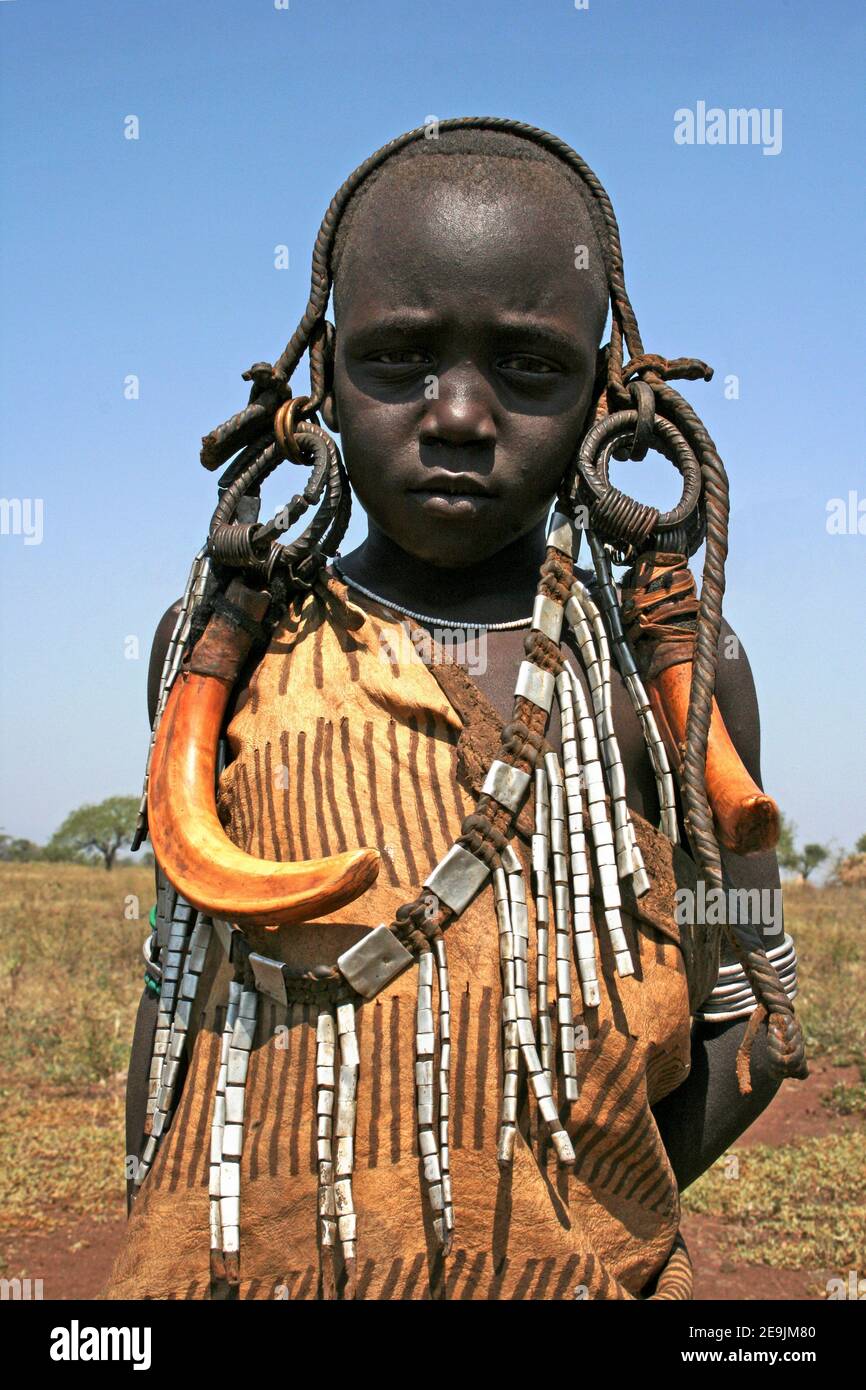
left=325, top=173, right=607, bottom=569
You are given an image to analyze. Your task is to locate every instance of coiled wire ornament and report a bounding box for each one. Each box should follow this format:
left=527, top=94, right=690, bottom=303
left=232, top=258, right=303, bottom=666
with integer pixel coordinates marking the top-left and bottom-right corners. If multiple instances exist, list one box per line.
left=207, top=400, right=352, bottom=584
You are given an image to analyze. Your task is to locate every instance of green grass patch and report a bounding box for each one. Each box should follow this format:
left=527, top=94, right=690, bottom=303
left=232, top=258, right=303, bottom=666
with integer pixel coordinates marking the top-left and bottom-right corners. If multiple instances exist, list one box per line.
left=782, top=884, right=866, bottom=1074
left=822, top=1082, right=866, bottom=1117
left=0, top=862, right=152, bottom=1087
left=682, top=1129, right=866, bottom=1269
left=0, top=1085, right=126, bottom=1237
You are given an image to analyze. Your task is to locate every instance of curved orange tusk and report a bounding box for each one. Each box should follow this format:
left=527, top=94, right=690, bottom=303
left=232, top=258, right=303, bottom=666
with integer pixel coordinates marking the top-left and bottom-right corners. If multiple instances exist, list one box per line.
left=147, top=579, right=379, bottom=928
left=648, top=662, right=780, bottom=856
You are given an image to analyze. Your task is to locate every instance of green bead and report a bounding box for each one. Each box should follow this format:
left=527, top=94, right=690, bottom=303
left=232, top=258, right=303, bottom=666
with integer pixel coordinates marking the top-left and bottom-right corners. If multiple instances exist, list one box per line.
left=149, top=903, right=157, bottom=928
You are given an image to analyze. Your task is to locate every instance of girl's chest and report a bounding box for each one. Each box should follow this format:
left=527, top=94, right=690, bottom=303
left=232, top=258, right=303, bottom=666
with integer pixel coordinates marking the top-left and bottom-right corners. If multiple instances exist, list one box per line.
left=455, top=625, right=663, bottom=825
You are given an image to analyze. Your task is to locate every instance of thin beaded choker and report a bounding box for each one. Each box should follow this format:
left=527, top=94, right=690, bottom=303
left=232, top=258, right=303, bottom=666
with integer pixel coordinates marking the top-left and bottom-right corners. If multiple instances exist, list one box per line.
left=330, top=558, right=533, bottom=631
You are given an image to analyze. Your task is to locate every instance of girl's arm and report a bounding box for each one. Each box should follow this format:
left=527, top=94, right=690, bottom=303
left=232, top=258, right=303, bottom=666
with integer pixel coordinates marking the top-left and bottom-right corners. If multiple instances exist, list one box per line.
left=651, top=622, right=791, bottom=1188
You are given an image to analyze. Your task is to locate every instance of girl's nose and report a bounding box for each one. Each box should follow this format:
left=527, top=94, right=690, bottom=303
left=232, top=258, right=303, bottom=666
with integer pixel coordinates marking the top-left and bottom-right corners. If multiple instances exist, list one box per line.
left=418, top=363, right=497, bottom=447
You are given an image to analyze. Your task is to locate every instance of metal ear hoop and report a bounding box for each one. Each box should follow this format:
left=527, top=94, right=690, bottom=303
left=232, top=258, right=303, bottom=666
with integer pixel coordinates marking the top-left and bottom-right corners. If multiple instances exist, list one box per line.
left=207, top=403, right=351, bottom=577
left=573, top=391, right=704, bottom=561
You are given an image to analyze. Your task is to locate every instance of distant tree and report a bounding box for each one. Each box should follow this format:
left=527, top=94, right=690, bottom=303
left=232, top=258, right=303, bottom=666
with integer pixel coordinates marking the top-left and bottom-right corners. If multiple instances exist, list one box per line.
left=856, top=833, right=866, bottom=855
left=776, top=815, right=830, bottom=881
left=47, top=796, right=140, bottom=871
left=0, top=832, right=42, bottom=862
left=799, top=843, right=829, bottom=880
left=777, top=814, right=799, bottom=874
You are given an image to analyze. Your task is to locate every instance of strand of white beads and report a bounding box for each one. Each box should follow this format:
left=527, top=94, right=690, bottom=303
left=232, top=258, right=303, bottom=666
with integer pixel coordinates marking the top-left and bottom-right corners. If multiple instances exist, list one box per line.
left=586, top=533, right=679, bottom=843
left=494, top=865, right=520, bottom=1168
left=433, top=936, right=454, bottom=1251
left=220, top=984, right=258, bottom=1280
left=541, top=751, right=580, bottom=1100
left=567, top=579, right=650, bottom=896
left=502, top=844, right=575, bottom=1165
left=334, top=1000, right=359, bottom=1295
left=315, top=1004, right=338, bottom=1297
left=531, top=766, right=555, bottom=1092
left=559, top=665, right=635, bottom=982
left=415, top=950, right=448, bottom=1250
left=209, top=980, right=242, bottom=1267
left=136, top=913, right=212, bottom=1190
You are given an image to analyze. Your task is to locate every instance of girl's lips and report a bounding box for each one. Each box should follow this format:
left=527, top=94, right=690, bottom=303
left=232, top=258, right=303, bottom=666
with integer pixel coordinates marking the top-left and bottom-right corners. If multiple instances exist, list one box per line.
left=410, top=490, right=496, bottom=517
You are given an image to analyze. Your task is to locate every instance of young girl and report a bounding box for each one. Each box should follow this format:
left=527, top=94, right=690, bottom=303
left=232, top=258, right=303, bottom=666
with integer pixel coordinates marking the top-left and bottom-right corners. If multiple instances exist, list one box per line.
left=110, top=119, right=805, bottom=1301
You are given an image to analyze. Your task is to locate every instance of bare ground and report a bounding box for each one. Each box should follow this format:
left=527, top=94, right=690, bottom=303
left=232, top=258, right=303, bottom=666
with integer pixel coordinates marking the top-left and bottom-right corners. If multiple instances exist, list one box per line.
left=2, top=1059, right=856, bottom=1301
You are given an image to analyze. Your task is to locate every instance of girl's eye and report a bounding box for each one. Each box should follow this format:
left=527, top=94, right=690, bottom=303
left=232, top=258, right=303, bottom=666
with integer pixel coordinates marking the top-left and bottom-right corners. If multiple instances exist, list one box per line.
left=499, top=355, right=558, bottom=374
left=370, top=350, right=430, bottom=365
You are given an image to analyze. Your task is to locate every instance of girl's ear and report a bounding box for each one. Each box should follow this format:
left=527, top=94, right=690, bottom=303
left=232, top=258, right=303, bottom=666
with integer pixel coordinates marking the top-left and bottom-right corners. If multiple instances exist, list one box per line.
left=320, top=320, right=339, bottom=432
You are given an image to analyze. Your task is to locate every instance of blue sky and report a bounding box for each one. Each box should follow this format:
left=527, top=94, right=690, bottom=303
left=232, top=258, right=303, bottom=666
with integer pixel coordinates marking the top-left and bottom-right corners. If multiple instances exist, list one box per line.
left=0, top=0, right=863, bottom=857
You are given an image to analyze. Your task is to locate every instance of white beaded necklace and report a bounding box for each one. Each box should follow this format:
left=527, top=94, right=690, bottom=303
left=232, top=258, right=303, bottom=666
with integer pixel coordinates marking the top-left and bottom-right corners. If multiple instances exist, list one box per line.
left=330, top=558, right=533, bottom=631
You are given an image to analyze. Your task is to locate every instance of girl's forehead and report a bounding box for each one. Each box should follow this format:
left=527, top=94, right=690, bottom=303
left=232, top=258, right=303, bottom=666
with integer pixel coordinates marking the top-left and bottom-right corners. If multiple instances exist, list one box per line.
left=336, top=181, right=605, bottom=329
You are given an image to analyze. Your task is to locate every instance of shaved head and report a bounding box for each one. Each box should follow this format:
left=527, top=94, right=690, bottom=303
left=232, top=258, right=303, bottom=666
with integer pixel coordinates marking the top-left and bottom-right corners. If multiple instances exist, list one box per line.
left=331, top=129, right=609, bottom=336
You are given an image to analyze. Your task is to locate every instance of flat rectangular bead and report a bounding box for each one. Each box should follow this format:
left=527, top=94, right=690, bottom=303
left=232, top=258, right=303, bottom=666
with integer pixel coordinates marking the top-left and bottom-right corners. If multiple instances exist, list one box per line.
left=497, top=845, right=521, bottom=877
left=547, top=511, right=574, bottom=556
left=551, top=853, right=569, bottom=884
left=482, top=757, right=533, bottom=812
left=337, top=924, right=414, bottom=1000
left=221, top=1124, right=244, bottom=1158
left=515, top=661, right=556, bottom=713
left=173, top=1000, right=192, bottom=1031
left=219, top=1194, right=240, bottom=1226
left=575, top=932, right=596, bottom=962
left=335, top=1136, right=354, bottom=1174
left=423, top=1152, right=442, bottom=1184
left=335, top=1099, right=356, bottom=1135
left=501, top=1096, right=518, bottom=1123
left=498, top=1125, right=517, bottom=1165
left=531, top=593, right=565, bottom=645
left=231, top=1014, right=256, bottom=1051
left=550, top=786, right=566, bottom=822
left=219, top=1160, right=240, bottom=1197
left=538, top=1094, right=560, bottom=1125
left=226, top=1049, right=249, bottom=1085
left=615, top=949, right=635, bottom=977
left=424, top=843, right=490, bottom=915
left=531, top=834, right=548, bottom=872
left=249, top=952, right=288, bottom=1007
left=335, top=1004, right=355, bottom=1035
left=516, top=1017, right=536, bottom=1046
left=581, top=979, right=602, bottom=1008
left=632, top=867, right=651, bottom=896
left=510, top=901, right=529, bottom=935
